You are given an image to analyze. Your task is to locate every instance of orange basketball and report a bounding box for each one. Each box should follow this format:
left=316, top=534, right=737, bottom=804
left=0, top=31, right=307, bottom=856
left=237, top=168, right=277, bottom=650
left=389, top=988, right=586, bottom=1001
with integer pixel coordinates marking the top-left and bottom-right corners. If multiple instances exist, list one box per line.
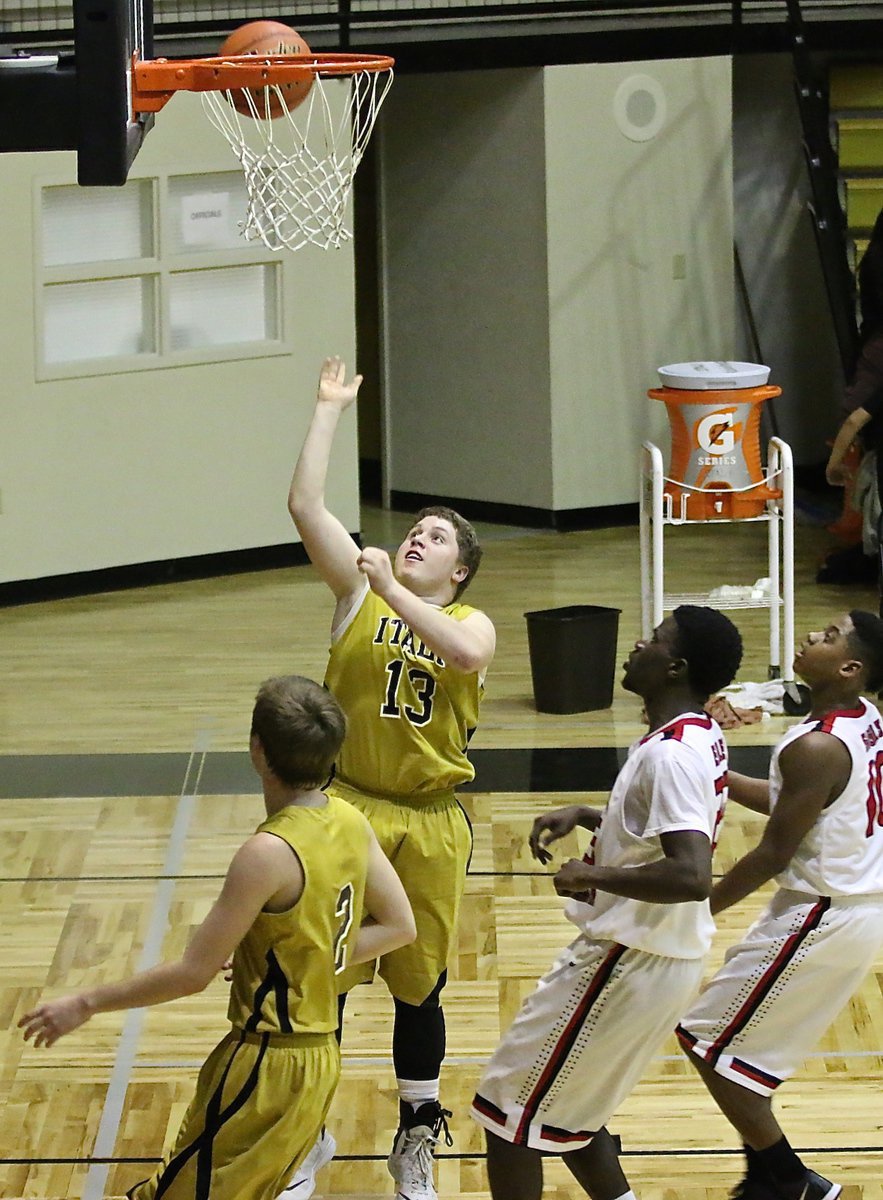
left=218, top=21, right=313, bottom=119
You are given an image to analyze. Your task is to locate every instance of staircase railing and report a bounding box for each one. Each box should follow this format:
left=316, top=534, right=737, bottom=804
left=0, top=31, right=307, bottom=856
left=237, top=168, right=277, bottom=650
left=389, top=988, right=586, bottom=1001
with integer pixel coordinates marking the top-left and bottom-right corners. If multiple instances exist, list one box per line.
left=785, top=0, right=859, bottom=375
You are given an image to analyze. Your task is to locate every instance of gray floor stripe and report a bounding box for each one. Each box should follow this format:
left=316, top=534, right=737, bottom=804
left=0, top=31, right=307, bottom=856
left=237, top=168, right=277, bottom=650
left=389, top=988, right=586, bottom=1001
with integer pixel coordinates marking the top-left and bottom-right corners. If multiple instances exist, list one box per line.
left=82, top=726, right=212, bottom=1200
left=0, top=745, right=774, bottom=799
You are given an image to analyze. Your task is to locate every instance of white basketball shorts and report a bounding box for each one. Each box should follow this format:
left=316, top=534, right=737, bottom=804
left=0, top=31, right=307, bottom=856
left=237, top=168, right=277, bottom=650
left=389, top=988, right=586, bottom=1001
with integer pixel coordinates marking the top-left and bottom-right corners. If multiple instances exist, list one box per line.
left=677, top=888, right=883, bottom=1097
left=470, top=934, right=705, bottom=1152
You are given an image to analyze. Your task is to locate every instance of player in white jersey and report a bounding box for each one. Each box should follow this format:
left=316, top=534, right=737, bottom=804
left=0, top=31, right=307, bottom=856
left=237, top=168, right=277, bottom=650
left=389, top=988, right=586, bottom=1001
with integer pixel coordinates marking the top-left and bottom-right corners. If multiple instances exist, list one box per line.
left=470, top=605, right=743, bottom=1200
left=678, top=610, right=883, bottom=1200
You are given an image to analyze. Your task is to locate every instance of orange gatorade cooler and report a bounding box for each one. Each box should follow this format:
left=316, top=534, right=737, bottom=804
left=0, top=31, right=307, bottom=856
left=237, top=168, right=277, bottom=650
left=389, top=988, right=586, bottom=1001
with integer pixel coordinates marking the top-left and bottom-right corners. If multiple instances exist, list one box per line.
left=648, top=361, right=782, bottom=520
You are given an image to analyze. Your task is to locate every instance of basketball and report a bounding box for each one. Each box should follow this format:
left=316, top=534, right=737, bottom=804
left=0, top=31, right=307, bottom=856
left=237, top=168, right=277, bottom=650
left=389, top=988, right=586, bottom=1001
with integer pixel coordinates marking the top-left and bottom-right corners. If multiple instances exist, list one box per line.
left=218, top=21, right=313, bottom=119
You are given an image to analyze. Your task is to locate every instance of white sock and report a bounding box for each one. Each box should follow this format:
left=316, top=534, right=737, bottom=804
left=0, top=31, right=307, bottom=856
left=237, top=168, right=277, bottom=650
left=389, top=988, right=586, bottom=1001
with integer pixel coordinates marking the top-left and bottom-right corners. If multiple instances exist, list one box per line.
left=612, top=1192, right=637, bottom=1200
left=396, top=1077, right=440, bottom=1110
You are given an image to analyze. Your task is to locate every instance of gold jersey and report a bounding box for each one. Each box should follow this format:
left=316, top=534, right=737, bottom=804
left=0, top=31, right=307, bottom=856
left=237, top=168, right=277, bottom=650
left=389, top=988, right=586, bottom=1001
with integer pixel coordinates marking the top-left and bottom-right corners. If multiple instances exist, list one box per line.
left=227, top=794, right=371, bottom=1035
left=325, top=585, right=485, bottom=798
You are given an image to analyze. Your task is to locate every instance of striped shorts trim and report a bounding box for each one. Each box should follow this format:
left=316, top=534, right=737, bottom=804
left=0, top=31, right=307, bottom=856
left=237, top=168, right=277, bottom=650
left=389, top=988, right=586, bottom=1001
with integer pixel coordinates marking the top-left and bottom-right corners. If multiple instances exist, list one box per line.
left=470, top=935, right=704, bottom=1152
left=680, top=890, right=883, bottom=1097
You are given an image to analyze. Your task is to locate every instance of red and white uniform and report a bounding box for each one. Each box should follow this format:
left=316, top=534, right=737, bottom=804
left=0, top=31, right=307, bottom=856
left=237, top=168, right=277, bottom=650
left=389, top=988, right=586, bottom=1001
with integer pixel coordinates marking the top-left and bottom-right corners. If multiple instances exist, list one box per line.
left=471, top=712, right=728, bottom=1151
left=567, top=712, right=728, bottom=959
left=678, top=699, right=883, bottom=1096
left=774, top=700, right=883, bottom=896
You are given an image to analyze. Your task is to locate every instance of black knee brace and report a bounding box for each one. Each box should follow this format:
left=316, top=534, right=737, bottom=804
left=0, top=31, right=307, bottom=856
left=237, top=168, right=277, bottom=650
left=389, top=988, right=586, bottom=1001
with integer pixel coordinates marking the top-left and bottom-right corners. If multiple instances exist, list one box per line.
left=392, top=971, right=448, bottom=1079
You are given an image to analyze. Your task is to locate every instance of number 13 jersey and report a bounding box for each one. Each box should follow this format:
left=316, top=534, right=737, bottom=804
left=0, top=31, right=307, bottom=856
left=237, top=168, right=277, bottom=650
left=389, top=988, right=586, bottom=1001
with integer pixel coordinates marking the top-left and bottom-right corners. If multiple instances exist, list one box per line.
left=772, top=696, right=883, bottom=897
left=325, top=582, right=485, bottom=798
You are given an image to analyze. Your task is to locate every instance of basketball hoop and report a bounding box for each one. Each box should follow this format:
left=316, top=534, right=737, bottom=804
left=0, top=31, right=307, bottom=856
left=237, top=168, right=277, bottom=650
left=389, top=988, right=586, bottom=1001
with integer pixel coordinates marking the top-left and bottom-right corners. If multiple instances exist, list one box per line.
left=133, top=52, right=394, bottom=251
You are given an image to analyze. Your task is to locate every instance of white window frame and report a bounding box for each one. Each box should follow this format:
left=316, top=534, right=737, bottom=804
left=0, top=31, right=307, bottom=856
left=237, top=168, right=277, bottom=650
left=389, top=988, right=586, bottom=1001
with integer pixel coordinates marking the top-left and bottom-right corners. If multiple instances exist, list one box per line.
left=34, top=167, right=288, bottom=381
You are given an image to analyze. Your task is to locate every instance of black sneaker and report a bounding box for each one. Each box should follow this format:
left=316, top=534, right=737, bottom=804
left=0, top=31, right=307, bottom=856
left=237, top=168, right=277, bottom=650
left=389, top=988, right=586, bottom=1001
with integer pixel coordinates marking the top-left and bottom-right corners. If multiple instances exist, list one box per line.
left=794, top=1172, right=842, bottom=1200
left=761, top=1170, right=843, bottom=1200
left=387, top=1101, right=453, bottom=1200
left=730, top=1176, right=781, bottom=1200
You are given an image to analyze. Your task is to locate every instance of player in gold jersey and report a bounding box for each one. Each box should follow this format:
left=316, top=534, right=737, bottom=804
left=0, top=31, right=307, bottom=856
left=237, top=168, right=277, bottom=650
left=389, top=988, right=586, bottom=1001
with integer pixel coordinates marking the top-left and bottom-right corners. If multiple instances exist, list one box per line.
left=19, top=676, right=415, bottom=1200
left=287, top=357, right=496, bottom=1200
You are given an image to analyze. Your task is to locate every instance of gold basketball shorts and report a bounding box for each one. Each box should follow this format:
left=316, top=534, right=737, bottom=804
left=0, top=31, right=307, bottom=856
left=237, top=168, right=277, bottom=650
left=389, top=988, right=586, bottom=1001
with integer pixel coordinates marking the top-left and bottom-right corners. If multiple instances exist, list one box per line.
left=127, top=1028, right=339, bottom=1200
left=330, top=779, right=473, bottom=1006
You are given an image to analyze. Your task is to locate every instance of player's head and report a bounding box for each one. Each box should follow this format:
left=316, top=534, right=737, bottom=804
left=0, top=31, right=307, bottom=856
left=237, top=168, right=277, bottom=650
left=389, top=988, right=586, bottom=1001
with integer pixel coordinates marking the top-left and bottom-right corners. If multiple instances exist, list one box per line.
left=394, top=506, right=482, bottom=602
left=250, top=675, right=346, bottom=789
left=671, top=606, right=744, bottom=698
left=622, top=606, right=743, bottom=702
left=796, top=611, right=883, bottom=695
left=849, top=611, right=883, bottom=693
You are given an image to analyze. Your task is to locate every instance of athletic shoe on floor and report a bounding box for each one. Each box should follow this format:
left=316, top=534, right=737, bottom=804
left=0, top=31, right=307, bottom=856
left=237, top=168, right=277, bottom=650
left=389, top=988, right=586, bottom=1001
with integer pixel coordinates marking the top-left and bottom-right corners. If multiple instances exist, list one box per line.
left=795, top=1172, right=842, bottom=1200
left=387, top=1101, right=452, bottom=1200
left=280, top=1129, right=336, bottom=1198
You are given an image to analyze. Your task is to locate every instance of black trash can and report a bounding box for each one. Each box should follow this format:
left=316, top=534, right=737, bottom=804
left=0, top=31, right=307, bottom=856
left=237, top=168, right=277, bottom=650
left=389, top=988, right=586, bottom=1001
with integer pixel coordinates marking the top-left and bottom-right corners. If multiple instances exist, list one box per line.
left=524, top=605, right=622, bottom=714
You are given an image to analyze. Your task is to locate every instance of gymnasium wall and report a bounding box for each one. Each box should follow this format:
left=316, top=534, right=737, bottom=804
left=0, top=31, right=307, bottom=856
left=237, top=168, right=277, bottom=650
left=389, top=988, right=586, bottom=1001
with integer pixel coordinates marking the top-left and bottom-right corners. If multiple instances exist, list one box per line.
left=380, top=58, right=735, bottom=517
left=1, top=53, right=836, bottom=585
left=0, top=92, right=359, bottom=586
left=378, top=69, right=554, bottom=511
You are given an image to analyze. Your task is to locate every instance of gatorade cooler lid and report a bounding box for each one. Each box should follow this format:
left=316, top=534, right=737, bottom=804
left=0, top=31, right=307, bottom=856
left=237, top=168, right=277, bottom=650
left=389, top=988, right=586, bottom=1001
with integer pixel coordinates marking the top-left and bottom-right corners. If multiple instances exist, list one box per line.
left=657, top=361, right=771, bottom=390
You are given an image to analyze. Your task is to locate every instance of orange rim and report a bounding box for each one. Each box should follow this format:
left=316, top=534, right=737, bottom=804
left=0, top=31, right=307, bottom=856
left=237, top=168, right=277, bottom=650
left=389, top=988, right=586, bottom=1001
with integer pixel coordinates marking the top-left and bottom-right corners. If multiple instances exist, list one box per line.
left=133, top=52, right=395, bottom=113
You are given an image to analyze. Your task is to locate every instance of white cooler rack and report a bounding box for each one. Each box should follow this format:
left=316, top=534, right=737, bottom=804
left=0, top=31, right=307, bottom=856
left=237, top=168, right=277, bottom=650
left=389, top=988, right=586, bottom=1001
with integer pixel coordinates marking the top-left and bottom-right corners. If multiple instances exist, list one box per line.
left=639, top=437, right=795, bottom=683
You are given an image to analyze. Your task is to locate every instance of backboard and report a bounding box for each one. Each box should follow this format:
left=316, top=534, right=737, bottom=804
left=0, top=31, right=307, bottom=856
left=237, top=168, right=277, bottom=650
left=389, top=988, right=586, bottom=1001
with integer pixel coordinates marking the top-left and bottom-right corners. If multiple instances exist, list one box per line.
left=75, top=0, right=154, bottom=184
left=0, top=0, right=154, bottom=185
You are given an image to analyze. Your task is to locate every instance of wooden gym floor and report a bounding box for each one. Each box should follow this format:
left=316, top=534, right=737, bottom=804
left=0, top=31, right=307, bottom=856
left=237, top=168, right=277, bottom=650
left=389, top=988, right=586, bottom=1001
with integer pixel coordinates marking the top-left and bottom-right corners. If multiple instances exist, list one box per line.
left=1, top=508, right=882, bottom=1199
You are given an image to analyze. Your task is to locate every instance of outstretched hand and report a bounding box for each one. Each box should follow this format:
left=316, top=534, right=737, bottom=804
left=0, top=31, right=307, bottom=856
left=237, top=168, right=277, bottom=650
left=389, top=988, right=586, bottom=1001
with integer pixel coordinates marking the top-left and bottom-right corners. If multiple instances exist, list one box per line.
left=19, top=994, right=92, bottom=1048
left=317, top=357, right=363, bottom=412
left=528, top=805, right=587, bottom=864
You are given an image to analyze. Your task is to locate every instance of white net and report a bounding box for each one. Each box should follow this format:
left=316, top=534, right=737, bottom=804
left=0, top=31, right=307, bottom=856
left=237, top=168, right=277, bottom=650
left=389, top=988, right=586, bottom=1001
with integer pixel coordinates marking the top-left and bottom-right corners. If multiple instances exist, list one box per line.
left=202, top=65, right=393, bottom=252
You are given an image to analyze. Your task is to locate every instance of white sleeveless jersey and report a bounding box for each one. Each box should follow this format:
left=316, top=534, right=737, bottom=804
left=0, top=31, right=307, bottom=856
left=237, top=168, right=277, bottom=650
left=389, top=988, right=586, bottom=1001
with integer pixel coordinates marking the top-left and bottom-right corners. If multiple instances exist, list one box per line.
left=566, top=712, right=728, bottom=960
left=772, top=697, right=883, bottom=897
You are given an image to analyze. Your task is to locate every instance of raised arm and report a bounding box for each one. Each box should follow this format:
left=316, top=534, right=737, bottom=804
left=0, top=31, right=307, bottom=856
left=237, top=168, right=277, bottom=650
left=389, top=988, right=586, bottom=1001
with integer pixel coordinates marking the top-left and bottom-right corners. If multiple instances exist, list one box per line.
left=710, top=732, right=850, bottom=914
left=288, top=357, right=365, bottom=605
left=826, top=406, right=871, bottom=486
left=19, top=834, right=292, bottom=1048
left=348, top=829, right=417, bottom=966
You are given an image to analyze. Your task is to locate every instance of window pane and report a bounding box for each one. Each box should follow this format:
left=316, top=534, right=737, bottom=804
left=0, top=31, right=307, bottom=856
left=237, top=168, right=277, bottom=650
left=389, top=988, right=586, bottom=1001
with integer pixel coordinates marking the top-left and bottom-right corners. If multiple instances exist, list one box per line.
left=167, top=173, right=252, bottom=253
left=169, top=264, right=278, bottom=349
left=42, top=181, right=154, bottom=266
left=43, top=277, right=156, bottom=364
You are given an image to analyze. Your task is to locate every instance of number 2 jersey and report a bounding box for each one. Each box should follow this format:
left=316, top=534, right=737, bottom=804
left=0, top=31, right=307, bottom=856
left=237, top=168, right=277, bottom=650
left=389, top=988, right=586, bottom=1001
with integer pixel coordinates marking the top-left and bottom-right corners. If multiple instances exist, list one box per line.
left=771, top=697, right=883, bottom=897
left=324, top=582, right=485, bottom=798
left=227, top=794, right=372, bottom=1034
left=565, top=712, right=729, bottom=960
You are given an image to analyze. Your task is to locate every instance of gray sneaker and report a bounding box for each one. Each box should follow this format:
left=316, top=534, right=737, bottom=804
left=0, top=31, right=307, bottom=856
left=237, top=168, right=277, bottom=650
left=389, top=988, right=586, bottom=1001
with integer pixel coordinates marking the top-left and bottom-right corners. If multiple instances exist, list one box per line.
left=387, top=1102, right=452, bottom=1200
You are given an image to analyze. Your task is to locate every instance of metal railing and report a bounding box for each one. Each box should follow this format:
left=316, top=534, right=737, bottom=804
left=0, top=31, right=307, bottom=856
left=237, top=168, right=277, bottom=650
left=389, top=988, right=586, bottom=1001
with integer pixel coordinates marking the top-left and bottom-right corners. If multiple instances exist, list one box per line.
left=785, top=0, right=860, bottom=374
left=1, top=0, right=878, bottom=49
